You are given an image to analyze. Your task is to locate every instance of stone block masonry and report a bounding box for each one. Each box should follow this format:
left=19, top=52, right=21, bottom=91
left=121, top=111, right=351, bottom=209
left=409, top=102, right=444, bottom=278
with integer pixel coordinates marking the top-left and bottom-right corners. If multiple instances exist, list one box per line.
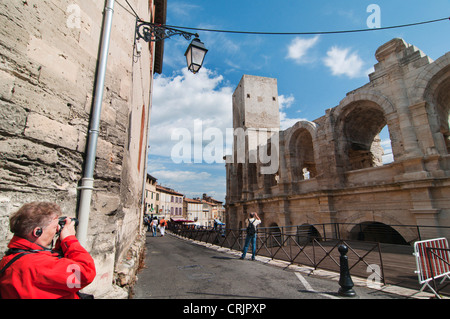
left=0, top=0, right=165, bottom=298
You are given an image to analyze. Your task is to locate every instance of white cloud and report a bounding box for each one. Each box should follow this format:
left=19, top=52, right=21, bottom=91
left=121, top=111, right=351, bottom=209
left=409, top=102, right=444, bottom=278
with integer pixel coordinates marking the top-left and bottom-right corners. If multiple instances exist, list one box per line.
left=152, top=169, right=211, bottom=183
left=149, top=67, right=233, bottom=158
left=323, top=46, right=367, bottom=78
left=278, top=94, right=295, bottom=110
left=170, top=3, right=200, bottom=15
left=286, top=36, right=320, bottom=64
left=280, top=112, right=308, bottom=131
left=276, top=94, right=308, bottom=130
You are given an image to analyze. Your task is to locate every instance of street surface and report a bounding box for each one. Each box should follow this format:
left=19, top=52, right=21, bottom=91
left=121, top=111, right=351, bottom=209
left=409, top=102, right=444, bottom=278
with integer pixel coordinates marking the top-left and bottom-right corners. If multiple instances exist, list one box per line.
left=133, top=232, right=410, bottom=300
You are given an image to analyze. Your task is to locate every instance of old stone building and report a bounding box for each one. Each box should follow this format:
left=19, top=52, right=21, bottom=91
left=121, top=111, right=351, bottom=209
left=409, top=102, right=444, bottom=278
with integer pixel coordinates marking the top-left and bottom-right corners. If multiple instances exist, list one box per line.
left=225, top=38, right=450, bottom=243
left=0, top=0, right=166, bottom=297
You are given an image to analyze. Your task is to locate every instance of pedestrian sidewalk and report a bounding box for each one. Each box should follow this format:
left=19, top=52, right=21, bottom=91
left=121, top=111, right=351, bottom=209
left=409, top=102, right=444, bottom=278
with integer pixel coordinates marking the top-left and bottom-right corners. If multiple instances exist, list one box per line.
left=169, top=231, right=444, bottom=299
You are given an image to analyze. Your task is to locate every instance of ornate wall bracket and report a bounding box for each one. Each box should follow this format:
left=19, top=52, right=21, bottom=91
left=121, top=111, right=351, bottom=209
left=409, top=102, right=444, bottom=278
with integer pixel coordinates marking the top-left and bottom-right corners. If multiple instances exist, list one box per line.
left=135, top=20, right=199, bottom=42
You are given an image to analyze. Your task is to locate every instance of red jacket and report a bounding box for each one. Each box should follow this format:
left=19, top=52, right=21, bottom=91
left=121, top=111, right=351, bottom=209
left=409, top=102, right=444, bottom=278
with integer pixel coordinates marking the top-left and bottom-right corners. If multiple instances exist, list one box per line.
left=0, top=235, right=96, bottom=299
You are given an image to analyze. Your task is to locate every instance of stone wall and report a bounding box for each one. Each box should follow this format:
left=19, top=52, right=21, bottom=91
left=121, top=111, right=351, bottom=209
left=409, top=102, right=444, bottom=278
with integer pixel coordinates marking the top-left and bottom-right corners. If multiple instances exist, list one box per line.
left=226, top=39, right=450, bottom=243
left=0, top=0, right=162, bottom=297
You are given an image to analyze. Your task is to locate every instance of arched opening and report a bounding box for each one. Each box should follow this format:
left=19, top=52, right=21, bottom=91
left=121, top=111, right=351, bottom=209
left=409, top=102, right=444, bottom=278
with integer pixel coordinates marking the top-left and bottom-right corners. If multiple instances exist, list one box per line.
left=288, top=128, right=316, bottom=181
left=349, top=222, right=408, bottom=245
left=342, top=102, right=389, bottom=170
left=296, top=224, right=322, bottom=245
left=432, top=71, right=450, bottom=154
left=380, top=125, right=394, bottom=165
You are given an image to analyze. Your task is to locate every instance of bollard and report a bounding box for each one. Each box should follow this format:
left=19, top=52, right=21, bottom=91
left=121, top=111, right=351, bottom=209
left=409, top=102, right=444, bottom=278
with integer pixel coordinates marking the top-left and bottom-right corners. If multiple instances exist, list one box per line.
left=338, top=244, right=357, bottom=297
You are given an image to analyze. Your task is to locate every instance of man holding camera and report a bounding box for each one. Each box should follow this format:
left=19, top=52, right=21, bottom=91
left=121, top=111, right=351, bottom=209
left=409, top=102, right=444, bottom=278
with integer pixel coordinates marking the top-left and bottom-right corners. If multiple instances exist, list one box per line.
left=240, top=212, right=261, bottom=261
left=0, top=202, right=96, bottom=299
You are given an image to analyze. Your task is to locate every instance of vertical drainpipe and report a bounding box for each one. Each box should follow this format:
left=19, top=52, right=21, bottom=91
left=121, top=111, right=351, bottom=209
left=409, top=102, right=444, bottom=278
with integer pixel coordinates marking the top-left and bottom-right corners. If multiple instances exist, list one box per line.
left=77, top=0, right=115, bottom=247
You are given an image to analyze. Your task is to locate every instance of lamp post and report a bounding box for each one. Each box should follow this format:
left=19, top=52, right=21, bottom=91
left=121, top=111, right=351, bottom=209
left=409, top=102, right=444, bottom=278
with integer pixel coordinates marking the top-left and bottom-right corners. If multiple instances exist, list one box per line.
left=135, top=20, right=208, bottom=73
left=185, top=38, right=208, bottom=74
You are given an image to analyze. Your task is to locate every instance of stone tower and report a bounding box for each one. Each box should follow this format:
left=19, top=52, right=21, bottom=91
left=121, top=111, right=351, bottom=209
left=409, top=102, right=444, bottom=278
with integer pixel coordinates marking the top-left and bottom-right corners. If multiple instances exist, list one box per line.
left=226, top=75, right=281, bottom=227
left=232, top=75, right=280, bottom=131
left=231, top=75, right=280, bottom=168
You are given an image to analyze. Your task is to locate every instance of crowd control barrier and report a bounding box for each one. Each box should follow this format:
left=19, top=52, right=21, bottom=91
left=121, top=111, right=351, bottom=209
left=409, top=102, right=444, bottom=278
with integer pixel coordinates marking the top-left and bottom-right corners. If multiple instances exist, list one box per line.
left=413, top=238, right=450, bottom=298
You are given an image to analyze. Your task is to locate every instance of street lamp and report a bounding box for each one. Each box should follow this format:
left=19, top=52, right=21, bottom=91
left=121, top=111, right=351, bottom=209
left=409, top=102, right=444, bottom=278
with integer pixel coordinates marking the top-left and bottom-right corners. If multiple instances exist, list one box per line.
left=185, top=38, right=208, bottom=74
left=135, top=20, right=208, bottom=73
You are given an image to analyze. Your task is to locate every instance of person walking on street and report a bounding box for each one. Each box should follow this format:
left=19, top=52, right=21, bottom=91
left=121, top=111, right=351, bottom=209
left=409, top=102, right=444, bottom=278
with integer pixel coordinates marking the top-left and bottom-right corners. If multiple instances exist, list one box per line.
left=240, top=212, right=261, bottom=261
left=159, top=217, right=167, bottom=237
left=143, top=214, right=151, bottom=232
left=151, top=218, right=158, bottom=237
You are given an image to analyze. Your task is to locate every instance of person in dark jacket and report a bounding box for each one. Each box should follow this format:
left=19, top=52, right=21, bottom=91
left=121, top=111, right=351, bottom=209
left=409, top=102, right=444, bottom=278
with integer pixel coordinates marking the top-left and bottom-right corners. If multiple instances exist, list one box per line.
left=0, top=202, right=96, bottom=299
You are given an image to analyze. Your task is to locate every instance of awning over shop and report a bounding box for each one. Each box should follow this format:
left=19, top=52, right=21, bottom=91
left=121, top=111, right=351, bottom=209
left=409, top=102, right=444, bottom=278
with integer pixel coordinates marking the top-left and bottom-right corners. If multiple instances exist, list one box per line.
left=170, top=218, right=194, bottom=223
left=214, top=219, right=225, bottom=225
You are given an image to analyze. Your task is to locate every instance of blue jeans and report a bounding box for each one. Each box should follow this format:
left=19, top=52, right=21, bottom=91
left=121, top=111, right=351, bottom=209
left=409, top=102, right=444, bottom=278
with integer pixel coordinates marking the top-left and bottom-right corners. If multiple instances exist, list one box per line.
left=241, top=234, right=257, bottom=260
left=152, top=225, right=157, bottom=237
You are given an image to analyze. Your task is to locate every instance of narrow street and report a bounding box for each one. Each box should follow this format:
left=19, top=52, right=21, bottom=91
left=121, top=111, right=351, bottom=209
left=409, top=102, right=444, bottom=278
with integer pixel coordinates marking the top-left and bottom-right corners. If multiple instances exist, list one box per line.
left=132, top=232, right=408, bottom=300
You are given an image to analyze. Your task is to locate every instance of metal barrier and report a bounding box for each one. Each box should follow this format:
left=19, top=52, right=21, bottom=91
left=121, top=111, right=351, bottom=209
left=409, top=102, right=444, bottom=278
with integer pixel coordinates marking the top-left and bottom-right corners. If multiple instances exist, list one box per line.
left=169, top=223, right=450, bottom=294
left=413, top=238, right=450, bottom=298
left=171, top=224, right=385, bottom=285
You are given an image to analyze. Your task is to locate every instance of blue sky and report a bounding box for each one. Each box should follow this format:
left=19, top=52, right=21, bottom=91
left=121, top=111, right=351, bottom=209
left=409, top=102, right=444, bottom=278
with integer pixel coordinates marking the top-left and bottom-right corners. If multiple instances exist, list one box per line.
left=147, top=0, right=450, bottom=203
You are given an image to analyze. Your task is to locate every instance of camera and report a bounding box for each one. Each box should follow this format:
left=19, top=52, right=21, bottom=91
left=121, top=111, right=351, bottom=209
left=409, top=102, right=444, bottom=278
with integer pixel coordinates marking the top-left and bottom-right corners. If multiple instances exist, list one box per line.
left=58, top=216, right=79, bottom=230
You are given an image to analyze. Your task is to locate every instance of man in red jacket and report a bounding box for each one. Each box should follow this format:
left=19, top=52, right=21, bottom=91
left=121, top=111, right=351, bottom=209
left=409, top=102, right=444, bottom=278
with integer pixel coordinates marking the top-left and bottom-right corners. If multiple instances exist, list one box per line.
left=0, top=202, right=96, bottom=299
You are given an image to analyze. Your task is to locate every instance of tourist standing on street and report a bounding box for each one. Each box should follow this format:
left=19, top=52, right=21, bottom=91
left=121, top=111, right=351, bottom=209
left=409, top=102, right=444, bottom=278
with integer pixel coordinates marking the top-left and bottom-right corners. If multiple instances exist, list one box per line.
left=151, top=218, right=158, bottom=237
left=0, top=202, right=96, bottom=299
left=240, top=212, right=261, bottom=261
left=159, top=217, right=167, bottom=237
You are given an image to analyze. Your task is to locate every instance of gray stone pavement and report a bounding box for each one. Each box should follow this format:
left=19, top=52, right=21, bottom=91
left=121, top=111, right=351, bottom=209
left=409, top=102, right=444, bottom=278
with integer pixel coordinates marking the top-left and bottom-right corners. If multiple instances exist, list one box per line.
left=133, top=231, right=440, bottom=300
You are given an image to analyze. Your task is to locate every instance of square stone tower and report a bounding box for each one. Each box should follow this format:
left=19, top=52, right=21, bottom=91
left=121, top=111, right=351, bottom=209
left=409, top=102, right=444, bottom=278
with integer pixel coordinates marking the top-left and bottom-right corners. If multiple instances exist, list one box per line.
left=232, top=75, right=280, bottom=166
left=232, top=75, right=280, bottom=130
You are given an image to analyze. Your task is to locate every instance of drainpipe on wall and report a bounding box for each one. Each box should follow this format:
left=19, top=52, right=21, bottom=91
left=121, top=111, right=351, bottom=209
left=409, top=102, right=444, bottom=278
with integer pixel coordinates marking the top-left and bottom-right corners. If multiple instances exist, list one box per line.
left=77, top=0, right=115, bottom=247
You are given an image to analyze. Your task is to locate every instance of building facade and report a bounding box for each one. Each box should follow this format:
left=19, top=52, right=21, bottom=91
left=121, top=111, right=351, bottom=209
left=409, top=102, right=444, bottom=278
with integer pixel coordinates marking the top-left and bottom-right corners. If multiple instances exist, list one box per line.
left=184, top=197, right=203, bottom=225
left=0, top=0, right=166, bottom=297
left=225, top=39, right=450, bottom=243
left=156, top=185, right=184, bottom=219
left=183, top=194, right=225, bottom=227
left=144, top=174, right=158, bottom=215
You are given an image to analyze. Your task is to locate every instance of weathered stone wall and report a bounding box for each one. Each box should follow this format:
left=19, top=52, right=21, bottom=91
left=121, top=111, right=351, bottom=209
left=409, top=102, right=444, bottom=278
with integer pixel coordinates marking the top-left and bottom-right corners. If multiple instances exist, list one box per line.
left=226, top=39, right=450, bottom=243
left=0, top=0, right=159, bottom=297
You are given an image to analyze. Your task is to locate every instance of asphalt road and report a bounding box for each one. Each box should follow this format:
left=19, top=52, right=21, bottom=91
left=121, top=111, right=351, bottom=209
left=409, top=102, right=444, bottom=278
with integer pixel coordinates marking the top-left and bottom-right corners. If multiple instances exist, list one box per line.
left=132, top=232, right=409, bottom=300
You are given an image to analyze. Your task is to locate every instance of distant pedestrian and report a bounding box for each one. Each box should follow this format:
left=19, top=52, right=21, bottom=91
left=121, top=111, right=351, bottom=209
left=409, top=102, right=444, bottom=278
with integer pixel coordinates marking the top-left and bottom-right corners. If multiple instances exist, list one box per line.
left=151, top=218, right=158, bottom=237
left=159, top=217, right=167, bottom=237
left=240, top=212, right=261, bottom=261
left=143, top=214, right=151, bottom=232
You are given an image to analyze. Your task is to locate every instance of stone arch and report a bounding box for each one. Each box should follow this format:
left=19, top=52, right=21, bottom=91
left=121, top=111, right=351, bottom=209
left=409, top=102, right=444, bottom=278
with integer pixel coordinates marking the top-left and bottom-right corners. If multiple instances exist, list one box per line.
left=284, top=120, right=319, bottom=182
left=338, top=91, right=396, bottom=116
left=296, top=224, right=322, bottom=244
left=417, top=54, right=450, bottom=155
left=348, top=222, right=408, bottom=245
left=334, top=92, right=397, bottom=171
left=341, top=212, right=418, bottom=244
left=410, top=52, right=450, bottom=105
